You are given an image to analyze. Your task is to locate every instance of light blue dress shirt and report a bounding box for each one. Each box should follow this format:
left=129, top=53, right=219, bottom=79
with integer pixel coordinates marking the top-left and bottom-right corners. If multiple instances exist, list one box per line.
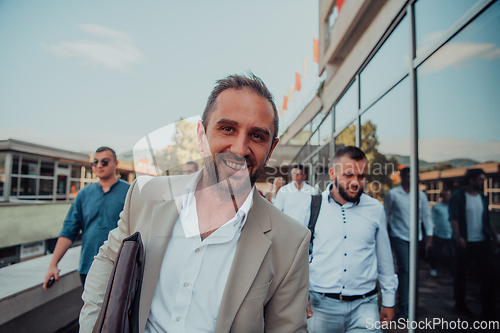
left=432, top=202, right=452, bottom=239
left=308, top=187, right=398, bottom=307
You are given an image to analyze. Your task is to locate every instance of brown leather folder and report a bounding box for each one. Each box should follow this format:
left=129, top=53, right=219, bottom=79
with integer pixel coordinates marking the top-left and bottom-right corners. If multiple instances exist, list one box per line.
left=92, top=231, right=144, bottom=333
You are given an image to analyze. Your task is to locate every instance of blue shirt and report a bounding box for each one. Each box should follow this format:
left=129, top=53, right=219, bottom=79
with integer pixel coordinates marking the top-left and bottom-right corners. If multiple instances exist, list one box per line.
left=432, top=202, right=452, bottom=239
left=59, top=179, right=130, bottom=274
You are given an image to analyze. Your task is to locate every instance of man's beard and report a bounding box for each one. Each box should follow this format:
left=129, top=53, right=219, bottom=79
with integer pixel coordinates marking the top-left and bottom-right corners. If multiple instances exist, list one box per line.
left=203, top=152, right=263, bottom=197
left=335, top=177, right=363, bottom=203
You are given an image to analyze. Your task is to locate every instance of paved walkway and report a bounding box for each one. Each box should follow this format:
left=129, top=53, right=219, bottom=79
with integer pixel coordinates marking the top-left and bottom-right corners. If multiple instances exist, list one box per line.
left=386, top=254, right=500, bottom=332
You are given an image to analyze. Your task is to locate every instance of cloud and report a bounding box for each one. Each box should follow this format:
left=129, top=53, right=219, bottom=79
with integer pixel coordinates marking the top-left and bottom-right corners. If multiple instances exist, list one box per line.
left=420, top=42, right=500, bottom=74
left=44, top=24, right=143, bottom=72
left=378, top=136, right=500, bottom=163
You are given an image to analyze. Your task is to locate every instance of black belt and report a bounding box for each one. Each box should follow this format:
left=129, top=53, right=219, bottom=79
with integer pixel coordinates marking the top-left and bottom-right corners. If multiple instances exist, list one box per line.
left=321, top=288, right=378, bottom=302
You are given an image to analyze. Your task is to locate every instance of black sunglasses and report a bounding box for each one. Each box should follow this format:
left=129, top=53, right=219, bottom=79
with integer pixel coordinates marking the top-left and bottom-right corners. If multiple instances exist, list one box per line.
left=91, top=158, right=111, bottom=167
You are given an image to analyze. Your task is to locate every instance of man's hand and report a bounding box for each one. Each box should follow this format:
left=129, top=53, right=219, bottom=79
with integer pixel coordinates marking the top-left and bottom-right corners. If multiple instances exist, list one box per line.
left=43, top=266, right=59, bottom=290
left=456, top=236, right=467, bottom=250
left=380, top=306, right=394, bottom=324
left=306, top=300, right=313, bottom=319
left=426, top=236, right=433, bottom=249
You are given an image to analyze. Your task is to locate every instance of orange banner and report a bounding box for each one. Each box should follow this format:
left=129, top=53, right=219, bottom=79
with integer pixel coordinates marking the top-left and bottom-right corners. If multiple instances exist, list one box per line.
left=337, top=0, right=345, bottom=12
left=283, top=96, right=288, bottom=110
left=313, top=38, right=319, bottom=63
left=295, top=73, right=301, bottom=91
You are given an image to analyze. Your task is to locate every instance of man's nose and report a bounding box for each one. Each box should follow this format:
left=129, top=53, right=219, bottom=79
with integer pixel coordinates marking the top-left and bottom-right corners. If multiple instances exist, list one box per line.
left=230, top=133, right=250, bottom=157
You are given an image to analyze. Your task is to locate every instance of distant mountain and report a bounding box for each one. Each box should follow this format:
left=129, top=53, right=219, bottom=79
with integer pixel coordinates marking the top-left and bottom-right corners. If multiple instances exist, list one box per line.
left=118, top=150, right=135, bottom=162
left=386, top=154, right=480, bottom=170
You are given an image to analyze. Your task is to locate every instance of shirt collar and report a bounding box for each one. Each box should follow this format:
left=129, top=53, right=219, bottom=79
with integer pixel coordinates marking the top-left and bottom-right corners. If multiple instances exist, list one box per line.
left=180, top=168, right=254, bottom=238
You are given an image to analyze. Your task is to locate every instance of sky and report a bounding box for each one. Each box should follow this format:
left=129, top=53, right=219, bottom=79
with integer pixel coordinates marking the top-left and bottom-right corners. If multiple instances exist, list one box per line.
left=0, top=0, right=319, bottom=155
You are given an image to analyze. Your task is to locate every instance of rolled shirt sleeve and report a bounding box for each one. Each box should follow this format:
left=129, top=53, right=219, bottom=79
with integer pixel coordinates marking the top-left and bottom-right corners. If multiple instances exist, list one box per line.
left=59, top=194, right=83, bottom=241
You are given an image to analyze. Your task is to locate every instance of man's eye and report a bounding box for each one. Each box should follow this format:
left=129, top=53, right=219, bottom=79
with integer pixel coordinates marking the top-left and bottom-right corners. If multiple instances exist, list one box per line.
left=222, top=127, right=233, bottom=132
left=252, top=133, right=263, bottom=140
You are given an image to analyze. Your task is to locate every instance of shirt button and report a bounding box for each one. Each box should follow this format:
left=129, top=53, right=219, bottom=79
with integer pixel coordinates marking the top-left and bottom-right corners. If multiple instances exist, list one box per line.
left=343, top=286, right=345, bottom=289
left=184, top=282, right=189, bottom=287
left=176, top=317, right=180, bottom=321
left=195, top=248, right=200, bottom=253
left=344, top=236, right=347, bottom=239
left=344, top=253, right=347, bottom=256
left=344, top=269, right=346, bottom=272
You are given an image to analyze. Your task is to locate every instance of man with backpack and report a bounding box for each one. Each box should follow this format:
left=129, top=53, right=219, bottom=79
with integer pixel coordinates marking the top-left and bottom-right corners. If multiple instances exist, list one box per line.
left=306, top=146, right=398, bottom=332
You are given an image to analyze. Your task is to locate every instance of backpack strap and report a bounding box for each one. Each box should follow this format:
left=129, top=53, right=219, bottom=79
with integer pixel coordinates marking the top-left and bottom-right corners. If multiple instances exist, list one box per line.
left=308, top=194, right=322, bottom=258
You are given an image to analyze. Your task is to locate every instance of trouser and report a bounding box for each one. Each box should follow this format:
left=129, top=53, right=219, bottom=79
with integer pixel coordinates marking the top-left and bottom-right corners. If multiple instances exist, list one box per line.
left=307, top=291, right=380, bottom=333
left=390, top=237, right=409, bottom=318
left=454, top=240, right=496, bottom=317
left=430, top=236, right=456, bottom=271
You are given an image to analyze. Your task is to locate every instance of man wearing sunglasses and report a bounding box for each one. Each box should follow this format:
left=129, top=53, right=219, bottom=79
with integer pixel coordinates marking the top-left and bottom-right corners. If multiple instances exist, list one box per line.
left=43, top=146, right=130, bottom=290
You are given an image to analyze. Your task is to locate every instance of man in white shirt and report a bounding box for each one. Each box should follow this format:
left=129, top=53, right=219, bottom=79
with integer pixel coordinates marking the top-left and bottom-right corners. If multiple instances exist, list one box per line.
left=306, top=146, right=398, bottom=333
left=384, top=167, right=433, bottom=319
left=275, top=163, right=318, bottom=226
left=80, top=74, right=311, bottom=332
left=449, top=168, right=499, bottom=320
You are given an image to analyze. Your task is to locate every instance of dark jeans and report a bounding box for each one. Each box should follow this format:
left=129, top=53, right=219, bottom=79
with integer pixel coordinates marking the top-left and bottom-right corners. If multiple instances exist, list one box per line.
left=454, top=240, right=495, bottom=317
left=80, top=274, right=87, bottom=288
left=391, top=236, right=409, bottom=318
left=431, top=236, right=456, bottom=271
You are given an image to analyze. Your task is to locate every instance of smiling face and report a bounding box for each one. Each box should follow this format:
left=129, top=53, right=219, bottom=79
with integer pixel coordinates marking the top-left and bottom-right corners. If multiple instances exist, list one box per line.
left=197, top=88, right=279, bottom=196
left=329, top=155, right=367, bottom=203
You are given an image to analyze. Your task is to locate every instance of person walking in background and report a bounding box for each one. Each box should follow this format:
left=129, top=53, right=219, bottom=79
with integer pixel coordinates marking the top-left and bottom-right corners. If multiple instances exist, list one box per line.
left=43, top=146, right=130, bottom=290
left=429, top=189, right=455, bottom=277
left=384, top=167, right=433, bottom=319
left=266, top=176, right=284, bottom=203
left=275, top=164, right=318, bottom=226
left=307, top=146, right=397, bottom=332
left=183, top=160, right=198, bottom=175
left=449, top=168, right=499, bottom=320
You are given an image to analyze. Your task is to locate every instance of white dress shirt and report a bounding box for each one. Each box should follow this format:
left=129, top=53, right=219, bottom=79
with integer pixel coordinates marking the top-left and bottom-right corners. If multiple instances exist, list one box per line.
left=384, top=186, right=433, bottom=242
left=465, top=192, right=485, bottom=242
left=308, top=186, right=398, bottom=307
left=274, top=181, right=318, bottom=226
left=145, top=171, right=254, bottom=333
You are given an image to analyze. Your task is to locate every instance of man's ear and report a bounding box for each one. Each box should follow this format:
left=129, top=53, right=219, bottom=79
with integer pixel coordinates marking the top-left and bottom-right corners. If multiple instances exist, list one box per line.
left=196, top=121, right=206, bottom=153
left=329, top=167, right=335, bottom=181
left=265, top=138, right=280, bottom=167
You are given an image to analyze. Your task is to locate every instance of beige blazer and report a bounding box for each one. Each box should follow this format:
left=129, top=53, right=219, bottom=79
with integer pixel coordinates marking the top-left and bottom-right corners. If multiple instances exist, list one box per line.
left=80, top=174, right=310, bottom=333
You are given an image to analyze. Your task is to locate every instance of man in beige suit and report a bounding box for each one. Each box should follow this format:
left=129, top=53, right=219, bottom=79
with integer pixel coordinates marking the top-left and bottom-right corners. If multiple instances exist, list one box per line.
left=80, top=74, right=310, bottom=332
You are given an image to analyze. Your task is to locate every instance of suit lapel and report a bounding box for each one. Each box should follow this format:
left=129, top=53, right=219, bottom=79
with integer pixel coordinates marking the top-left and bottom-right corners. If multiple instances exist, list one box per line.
left=138, top=199, right=179, bottom=332
left=214, top=194, right=272, bottom=333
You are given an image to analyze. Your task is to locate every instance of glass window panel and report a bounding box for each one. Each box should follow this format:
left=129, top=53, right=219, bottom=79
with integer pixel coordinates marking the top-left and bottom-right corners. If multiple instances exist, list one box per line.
left=11, top=155, right=19, bottom=174
left=313, top=144, right=332, bottom=192
left=21, top=156, right=38, bottom=175
left=19, top=177, right=36, bottom=196
left=360, top=16, right=409, bottom=108
left=70, top=181, right=81, bottom=199
left=57, top=175, right=67, bottom=195
left=289, top=127, right=312, bottom=145
left=39, top=179, right=54, bottom=195
left=0, top=153, right=6, bottom=174
left=40, top=161, right=55, bottom=176
left=10, top=176, right=18, bottom=195
left=335, top=80, right=358, bottom=131
left=415, top=0, right=480, bottom=57
left=335, top=121, right=356, bottom=149
left=418, top=1, right=500, bottom=184
left=361, top=77, right=410, bottom=202
left=319, top=112, right=333, bottom=144
left=71, top=165, right=83, bottom=178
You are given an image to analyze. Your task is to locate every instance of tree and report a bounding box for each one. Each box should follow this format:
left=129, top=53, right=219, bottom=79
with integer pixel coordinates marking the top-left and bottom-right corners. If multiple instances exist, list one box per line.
left=156, top=118, right=203, bottom=175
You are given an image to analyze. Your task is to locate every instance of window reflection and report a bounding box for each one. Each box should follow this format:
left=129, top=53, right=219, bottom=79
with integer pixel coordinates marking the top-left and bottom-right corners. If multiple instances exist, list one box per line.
left=360, top=16, right=409, bottom=108
left=0, top=153, right=6, bottom=174
left=335, top=80, right=358, bottom=131
left=335, top=121, right=356, bottom=149
left=360, top=78, right=410, bottom=201
left=319, top=112, right=333, bottom=145
left=415, top=0, right=479, bottom=57
left=39, top=179, right=54, bottom=195
left=418, top=0, right=500, bottom=208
